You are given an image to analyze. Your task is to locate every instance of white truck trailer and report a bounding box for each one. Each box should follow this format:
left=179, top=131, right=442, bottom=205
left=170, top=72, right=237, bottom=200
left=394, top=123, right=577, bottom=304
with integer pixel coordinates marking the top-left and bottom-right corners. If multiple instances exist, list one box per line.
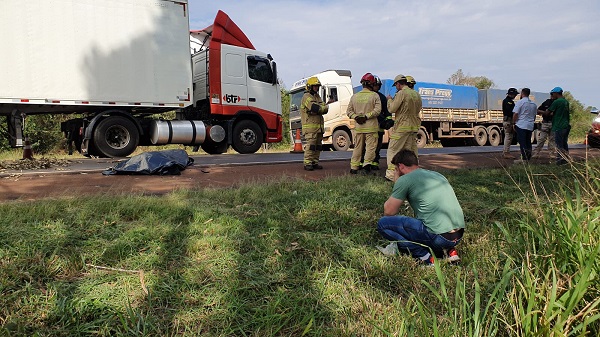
left=0, top=1, right=282, bottom=157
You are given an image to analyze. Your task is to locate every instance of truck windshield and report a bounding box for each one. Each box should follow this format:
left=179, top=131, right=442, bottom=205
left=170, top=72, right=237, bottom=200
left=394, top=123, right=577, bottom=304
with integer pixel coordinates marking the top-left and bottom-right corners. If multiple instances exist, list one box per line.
left=290, top=89, right=304, bottom=112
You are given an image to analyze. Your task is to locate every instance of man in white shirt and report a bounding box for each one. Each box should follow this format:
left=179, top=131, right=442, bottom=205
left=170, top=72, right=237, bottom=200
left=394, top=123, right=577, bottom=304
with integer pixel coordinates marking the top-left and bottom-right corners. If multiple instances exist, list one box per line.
left=512, top=88, right=538, bottom=162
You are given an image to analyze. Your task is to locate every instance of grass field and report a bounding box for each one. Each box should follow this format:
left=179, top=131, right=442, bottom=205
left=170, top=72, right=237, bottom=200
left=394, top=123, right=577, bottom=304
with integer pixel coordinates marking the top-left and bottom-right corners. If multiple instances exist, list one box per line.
left=1, top=160, right=599, bottom=336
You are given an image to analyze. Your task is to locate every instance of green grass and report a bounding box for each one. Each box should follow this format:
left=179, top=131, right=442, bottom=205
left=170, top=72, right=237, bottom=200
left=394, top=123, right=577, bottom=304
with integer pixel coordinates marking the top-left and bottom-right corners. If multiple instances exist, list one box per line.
left=1, top=160, right=599, bottom=336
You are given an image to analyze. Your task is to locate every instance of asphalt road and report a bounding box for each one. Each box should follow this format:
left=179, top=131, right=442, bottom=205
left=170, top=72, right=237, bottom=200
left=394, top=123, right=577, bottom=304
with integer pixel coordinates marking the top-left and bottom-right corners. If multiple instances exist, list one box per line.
left=0, top=144, right=587, bottom=176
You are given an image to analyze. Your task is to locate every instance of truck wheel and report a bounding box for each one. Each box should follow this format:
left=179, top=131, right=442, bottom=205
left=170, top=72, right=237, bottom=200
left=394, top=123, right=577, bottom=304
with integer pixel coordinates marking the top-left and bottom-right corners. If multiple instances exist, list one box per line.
left=231, top=120, right=263, bottom=154
left=93, top=116, right=139, bottom=157
left=471, top=126, right=488, bottom=146
left=487, top=127, right=501, bottom=146
left=332, top=129, right=351, bottom=151
left=416, top=128, right=428, bottom=148
left=201, top=140, right=228, bottom=154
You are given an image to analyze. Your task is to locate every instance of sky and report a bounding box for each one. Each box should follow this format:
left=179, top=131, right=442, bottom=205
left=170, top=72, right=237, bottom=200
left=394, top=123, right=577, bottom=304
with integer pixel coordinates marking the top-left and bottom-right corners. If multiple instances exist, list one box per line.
left=189, top=0, right=600, bottom=108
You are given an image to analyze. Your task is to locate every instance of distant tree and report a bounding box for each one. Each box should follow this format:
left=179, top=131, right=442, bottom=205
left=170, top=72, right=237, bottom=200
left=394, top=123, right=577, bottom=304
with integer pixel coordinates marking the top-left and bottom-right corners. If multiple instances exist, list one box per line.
left=280, top=85, right=291, bottom=145
left=447, top=69, right=495, bottom=89
left=564, top=91, right=594, bottom=140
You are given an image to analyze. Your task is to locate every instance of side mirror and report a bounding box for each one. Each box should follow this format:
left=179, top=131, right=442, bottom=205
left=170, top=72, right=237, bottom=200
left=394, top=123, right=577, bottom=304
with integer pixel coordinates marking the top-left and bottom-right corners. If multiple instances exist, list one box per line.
left=271, top=61, right=278, bottom=85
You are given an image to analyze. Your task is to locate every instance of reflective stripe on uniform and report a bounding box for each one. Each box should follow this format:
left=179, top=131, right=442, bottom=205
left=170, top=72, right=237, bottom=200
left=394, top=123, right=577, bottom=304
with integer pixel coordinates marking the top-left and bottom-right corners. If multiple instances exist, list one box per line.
left=355, top=127, right=380, bottom=133
left=394, top=125, right=419, bottom=132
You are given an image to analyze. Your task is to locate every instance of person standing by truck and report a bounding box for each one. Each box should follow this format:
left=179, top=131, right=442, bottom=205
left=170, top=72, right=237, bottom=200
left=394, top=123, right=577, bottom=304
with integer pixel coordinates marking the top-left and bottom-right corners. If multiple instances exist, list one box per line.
left=385, top=74, right=422, bottom=182
left=347, top=73, right=381, bottom=174
left=406, top=75, right=416, bottom=89
left=300, top=77, right=329, bottom=171
left=532, top=95, right=556, bottom=158
left=502, top=88, right=519, bottom=159
left=360, top=75, right=392, bottom=170
left=512, top=88, right=538, bottom=162
left=548, top=87, right=570, bottom=165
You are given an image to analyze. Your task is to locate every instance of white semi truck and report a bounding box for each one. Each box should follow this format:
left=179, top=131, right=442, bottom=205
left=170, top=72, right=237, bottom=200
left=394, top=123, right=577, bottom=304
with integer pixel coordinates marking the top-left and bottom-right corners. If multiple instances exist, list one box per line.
left=0, top=0, right=282, bottom=157
left=289, top=70, right=356, bottom=151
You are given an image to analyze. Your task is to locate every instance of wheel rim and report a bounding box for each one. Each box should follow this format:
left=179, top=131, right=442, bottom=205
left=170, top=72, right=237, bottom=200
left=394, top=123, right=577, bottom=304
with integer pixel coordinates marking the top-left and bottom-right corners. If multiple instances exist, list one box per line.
left=335, top=135, right=348, bottom=148
left=239, top=128, right=256, bottom=146
left=105, top=125, right=130, bottom=149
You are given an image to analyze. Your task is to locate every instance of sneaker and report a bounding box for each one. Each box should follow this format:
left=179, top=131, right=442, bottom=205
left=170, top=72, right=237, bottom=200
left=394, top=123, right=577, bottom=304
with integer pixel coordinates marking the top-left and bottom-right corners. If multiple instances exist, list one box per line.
left=304, top=165, right=314, bottom=171
left=503, top=153, right=515, bottom=159
left=376, top=242, right=399, bottom=256
left=445, top=248, right=460, bottom=264
left=312, top=163, right=323, bottom=170
left=418, top=253, right=435, bottom=266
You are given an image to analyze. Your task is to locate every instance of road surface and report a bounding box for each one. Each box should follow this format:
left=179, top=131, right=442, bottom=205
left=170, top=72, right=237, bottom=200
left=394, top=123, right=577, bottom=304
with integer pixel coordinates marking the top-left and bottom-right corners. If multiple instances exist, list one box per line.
left=1, top=144, right=597, bottom=202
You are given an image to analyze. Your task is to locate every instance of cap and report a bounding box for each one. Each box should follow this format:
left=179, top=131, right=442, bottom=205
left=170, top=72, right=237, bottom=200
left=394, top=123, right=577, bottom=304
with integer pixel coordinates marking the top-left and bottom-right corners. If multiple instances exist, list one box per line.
left=550, top=86, right=563, bottom=93
left=393, top=74, right=406, bottom=84
left=507, top=88, right=519, bottom=95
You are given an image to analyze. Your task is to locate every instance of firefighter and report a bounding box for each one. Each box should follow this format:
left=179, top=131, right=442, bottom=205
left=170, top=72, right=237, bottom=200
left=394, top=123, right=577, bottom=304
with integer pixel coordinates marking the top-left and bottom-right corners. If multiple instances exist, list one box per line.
left=300, top=77, right=329, bottom=170
left=385, top=74, right=422, bottom=181
left=347, top=73, right=382, bottom=174
left=360, top=75, right=392, bottom=170
left=406, top=75, right=416, bottom=89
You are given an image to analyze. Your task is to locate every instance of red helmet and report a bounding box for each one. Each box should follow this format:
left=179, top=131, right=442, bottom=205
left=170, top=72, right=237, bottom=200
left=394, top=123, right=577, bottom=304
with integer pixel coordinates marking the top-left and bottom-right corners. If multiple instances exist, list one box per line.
left=360, top=73, right=375, bottom=85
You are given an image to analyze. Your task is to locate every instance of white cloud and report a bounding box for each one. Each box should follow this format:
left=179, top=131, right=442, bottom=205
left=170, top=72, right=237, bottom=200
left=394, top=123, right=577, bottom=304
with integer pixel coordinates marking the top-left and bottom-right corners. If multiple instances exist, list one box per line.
left=189, top=0, right=600, bottom=107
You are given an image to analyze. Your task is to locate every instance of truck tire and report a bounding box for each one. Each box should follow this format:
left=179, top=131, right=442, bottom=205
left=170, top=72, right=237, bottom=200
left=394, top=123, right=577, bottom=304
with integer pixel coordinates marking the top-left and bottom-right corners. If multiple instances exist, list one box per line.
left=471, top=126, right=488, bottom=146
left=332, top=129, right=351, bottom=151
left=487, top=127, right=501, bottom=146
left=93, top=116, right=139, bottom=157
left=416, top=128, right=428, bottom=148
left=231, top=120, right=263, bottom=154
left=201, top=140, right=228, bottom=154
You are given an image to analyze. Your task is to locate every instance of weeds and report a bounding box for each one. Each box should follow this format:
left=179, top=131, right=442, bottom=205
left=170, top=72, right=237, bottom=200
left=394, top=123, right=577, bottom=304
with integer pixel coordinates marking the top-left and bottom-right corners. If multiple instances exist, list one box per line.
left=0, top=161, right=599, bottom=336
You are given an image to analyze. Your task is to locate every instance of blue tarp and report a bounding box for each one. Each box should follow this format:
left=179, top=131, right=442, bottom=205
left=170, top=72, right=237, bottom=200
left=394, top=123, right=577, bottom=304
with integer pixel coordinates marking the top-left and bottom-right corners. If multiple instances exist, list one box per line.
left=358, top=80, right=478, bottom=109
left=102, top=149, right=194, bottom=176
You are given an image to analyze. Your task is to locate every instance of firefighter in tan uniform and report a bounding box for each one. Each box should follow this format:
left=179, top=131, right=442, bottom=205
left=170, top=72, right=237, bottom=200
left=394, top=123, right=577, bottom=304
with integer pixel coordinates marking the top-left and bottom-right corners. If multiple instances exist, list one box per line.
left=347, top=73, right=381, bottom=174
left=385, top=74, right=422, bottom=181
left=300, top=77, right=329, bottom=171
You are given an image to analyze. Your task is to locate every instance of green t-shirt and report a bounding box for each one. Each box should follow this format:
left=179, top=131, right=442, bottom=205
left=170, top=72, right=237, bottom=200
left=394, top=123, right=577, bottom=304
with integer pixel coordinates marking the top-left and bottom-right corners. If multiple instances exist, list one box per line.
left=550, top=97, right=570, bottom=131
left=392, top=168, right=465, bottom=234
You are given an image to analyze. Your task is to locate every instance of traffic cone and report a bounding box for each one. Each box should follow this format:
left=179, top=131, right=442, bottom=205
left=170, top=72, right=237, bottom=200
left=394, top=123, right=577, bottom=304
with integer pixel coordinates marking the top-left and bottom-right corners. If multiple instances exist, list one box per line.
left=22, top=136, right=34, bottom=160
left=290, top=129, right=303, bottom=153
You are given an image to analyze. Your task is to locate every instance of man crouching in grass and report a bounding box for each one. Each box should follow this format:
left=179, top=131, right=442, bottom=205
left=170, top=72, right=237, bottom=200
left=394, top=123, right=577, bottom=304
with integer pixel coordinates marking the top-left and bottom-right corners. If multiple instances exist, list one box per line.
left=377, top=150, right=465, bottom=266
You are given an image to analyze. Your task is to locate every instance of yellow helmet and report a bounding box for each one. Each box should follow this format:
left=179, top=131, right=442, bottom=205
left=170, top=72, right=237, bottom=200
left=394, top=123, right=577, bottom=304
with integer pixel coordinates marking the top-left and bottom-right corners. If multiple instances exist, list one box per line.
left=406, top=75, right=416, bottom=84
left=305, top=77, right=321, bottom=91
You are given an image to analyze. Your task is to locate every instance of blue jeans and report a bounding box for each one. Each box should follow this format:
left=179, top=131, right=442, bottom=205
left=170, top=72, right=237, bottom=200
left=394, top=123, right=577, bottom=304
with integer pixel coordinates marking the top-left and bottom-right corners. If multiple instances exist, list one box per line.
left=515, top=126, right=532, bottom=160
left=377, top=216, right=461, bottom=259
left=554, top=126, right=570, bottom=164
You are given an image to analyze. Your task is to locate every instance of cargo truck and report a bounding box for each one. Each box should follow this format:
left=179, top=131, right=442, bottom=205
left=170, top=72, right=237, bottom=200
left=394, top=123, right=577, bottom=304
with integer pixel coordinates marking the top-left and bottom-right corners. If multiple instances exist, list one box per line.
left=290, top=70, right=546, bottom=149
left=0, top=1, right=282, bottom=157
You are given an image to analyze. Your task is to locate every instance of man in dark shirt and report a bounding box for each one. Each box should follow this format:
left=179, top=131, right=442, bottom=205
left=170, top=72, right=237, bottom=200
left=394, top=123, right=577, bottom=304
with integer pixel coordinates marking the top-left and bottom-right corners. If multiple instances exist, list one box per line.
left=502, top=88, right=518, bottom=159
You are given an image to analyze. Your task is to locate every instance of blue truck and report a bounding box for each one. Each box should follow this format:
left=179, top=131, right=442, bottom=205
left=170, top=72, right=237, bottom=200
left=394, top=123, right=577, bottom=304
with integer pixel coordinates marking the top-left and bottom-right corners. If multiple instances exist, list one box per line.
left=381, top=82, right=544, bottom=147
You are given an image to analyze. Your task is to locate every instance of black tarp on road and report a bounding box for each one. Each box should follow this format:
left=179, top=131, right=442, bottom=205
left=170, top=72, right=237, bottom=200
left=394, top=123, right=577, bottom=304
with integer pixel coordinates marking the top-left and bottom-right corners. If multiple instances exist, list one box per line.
left=102, top=149, right=194, bottom=176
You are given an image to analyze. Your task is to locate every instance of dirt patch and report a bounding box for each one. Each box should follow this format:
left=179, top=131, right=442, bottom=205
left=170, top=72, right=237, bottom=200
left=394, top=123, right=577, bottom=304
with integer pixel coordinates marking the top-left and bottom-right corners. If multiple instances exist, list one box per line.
left=1, top=148, right=598, bottom=202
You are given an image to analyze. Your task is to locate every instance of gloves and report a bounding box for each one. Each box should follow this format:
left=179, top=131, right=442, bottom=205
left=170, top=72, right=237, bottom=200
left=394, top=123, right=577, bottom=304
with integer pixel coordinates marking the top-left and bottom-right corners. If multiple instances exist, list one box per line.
left=381, top=118, right=395, bottom=130
left=355, top=116, right=367, bottom=124
left=310, top=103, right=322, bottom=115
